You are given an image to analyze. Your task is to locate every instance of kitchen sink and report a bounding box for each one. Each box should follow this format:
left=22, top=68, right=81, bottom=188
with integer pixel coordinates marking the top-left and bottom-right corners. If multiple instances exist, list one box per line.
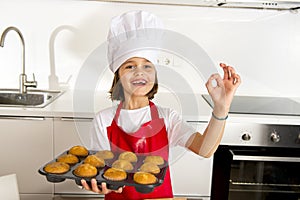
left=0, top=89, right=63, bottom=108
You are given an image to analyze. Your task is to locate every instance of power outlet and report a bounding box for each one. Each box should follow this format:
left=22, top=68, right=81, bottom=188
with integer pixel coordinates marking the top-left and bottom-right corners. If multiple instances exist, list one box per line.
left=157, top=56, right=173, bottom=66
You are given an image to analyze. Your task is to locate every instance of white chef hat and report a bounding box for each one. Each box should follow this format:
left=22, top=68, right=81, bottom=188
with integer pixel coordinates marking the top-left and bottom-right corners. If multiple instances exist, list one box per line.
left=107, top=10, right=164, bottom=73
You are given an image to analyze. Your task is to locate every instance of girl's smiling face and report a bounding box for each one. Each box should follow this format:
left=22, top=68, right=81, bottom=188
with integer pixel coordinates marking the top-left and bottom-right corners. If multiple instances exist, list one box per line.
left=118, top=57, right=156, bottom=99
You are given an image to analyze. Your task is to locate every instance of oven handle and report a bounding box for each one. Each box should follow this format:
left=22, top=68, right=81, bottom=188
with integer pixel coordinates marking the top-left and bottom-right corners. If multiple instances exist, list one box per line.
left=230, top=150, right=300, bottom=162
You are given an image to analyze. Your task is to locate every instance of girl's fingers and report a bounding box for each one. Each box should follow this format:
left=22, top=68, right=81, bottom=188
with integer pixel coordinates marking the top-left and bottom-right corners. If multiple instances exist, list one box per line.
left=91, top=179, right=101, bottom=193
left=206, top=74, right=216, bottom=90
left=219, top=63, right=227, bottom=68
left=206, top=74, right=224, bottom=94
left=220, top=63, right=229, bottom=80
left=220, top=63, right=240, bottom=81
left=80, top=179, right=123, bottom=195
left=215, top=75, right=224, bottom=88
left=81, top=179, right=91, bottom=190
left=115, top=186, right=124, bottom=193
left=233, top=73, right=242, bottom=85
left=101, top=182, right=109, bottom=194
left=229, top=66, right=235, bottom=74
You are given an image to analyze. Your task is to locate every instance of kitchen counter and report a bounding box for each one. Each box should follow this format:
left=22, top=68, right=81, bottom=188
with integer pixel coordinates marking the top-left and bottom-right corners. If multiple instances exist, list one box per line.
left=0, top=90, right=101, bottom=118
left=0, top=90, right=213, bottom=119
left=0, top=89, right=300, bottom=125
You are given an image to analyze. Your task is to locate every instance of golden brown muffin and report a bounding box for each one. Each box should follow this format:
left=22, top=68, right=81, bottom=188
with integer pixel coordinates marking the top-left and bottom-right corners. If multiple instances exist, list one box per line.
left=144, top=155, right=164, bottom=165
left=112, top=159, right=134, bottom=172
left=103, top=168, right=127, bottom=181
left=44, top=162, right=70, bottom=174
left=118, top=151, right=138, bottom=163
left=73, top=163, right=98, bottom=178
left=57, top=154, right=79, bottom=165
left=139, top=162, right=160, bottom=174
left=69, top=145, right=89, bottom=157
left=95, top=150, right=114, bottom=160
left=84, top=155, right=105, bottom=168
left=133, top=172, right=157, bottom=185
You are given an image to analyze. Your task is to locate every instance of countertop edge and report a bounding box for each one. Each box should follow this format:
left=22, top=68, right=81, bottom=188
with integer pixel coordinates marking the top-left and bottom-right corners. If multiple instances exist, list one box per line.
left=0, top=90, right=300, bottom=125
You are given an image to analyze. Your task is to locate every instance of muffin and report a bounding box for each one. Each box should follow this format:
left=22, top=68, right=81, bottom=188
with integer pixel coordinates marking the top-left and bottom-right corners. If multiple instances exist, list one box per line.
left=73, top=163, right=98, bottom=178
left=44, top=162, right=70, bottom=174
left=118, top=151, right=138, bottom=163
left=144, top=155, right=164, bottom=165
left=139, top=162, right=160, bottom=174
left=95, top=150, right=114, bottom=160
left=84, top=155, right=105, bottom=168
left=57, top=154, right=79, bottom=165
left=103, top=168, right=127, bottom=181
left=69, top=145, right=89, bottom=157
left=133, top=172, right=157, bottom=185
left=112, top=159, right=134, bottom=172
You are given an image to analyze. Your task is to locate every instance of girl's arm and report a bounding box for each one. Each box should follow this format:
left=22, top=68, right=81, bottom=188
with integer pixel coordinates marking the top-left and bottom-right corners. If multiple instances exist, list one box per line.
left=186, top=63, right=241, bottom=157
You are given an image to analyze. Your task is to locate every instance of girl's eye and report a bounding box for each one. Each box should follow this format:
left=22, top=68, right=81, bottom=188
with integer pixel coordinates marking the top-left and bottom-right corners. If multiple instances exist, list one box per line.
left=144, top=65, right=152, bottom=69
left=125, top=65, right=135, bottom=69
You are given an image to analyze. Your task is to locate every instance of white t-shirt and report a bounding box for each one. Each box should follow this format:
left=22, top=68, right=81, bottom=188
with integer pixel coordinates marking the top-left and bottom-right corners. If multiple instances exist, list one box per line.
left=87, top=104, right=196, bottom=151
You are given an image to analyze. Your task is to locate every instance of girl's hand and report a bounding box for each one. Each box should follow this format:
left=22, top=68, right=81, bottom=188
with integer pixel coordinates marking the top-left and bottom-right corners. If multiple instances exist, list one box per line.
left=206, top=63, right=241, bottom=116
left=81, top=179, right=124, bottom=194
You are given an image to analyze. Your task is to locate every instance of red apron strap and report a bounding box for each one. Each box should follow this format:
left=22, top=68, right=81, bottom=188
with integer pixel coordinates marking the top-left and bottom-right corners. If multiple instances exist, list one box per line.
left=113, top=101, right=123, bottom=122
left=149, top=101, right=159, bottom=120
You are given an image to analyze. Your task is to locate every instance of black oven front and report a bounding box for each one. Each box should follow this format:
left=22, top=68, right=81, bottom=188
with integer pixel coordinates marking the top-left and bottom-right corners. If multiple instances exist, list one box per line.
left=211, top=123, right=300, bottom=200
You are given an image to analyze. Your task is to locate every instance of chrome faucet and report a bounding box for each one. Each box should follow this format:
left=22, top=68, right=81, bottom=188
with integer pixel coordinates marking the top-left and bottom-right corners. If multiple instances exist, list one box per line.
left=0, top=26, right=37, bottom=93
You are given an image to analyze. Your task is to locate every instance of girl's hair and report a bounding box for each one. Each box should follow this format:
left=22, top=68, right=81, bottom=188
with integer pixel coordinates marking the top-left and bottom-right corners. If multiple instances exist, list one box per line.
left=109, top=68, right=158, bottom=101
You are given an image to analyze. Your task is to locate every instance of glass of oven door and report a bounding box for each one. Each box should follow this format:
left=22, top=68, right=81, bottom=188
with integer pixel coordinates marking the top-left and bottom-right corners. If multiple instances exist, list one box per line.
left=211, top=146, right=300, bottom=200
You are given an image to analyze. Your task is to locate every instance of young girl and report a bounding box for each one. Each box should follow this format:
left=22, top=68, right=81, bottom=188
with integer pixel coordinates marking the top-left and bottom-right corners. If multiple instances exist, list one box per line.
left=81, top=10, right=241, bottom=200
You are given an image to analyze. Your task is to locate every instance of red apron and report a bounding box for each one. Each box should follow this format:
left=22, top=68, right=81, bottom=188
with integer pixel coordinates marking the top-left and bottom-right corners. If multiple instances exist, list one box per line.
left=105, top=101, right=173, bottom=200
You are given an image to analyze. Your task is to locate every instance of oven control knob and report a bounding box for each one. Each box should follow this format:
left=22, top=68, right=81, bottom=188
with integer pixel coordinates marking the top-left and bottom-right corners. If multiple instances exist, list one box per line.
left=242, top=132, right=251, bottom=141
left=270, top=130, right=280, bottom=143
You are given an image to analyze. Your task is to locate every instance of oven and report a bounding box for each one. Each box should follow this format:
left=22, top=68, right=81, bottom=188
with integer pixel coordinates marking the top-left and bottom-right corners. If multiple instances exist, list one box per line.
left=211, top=123, right=300, bottom=200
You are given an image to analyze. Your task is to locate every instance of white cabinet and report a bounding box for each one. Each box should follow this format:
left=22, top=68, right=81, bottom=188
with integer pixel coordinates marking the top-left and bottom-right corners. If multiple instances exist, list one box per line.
left=170, top=121, right=212, bottom=199
left=53, top=117, right=93, bottom=154
left=53, top=117, right=102, bottom=197
left=0, top=116, right=53, bottom=200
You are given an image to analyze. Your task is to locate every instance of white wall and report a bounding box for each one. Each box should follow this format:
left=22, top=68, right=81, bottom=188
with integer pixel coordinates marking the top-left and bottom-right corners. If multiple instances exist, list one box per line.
left=1, top=0, right=300, bottom=97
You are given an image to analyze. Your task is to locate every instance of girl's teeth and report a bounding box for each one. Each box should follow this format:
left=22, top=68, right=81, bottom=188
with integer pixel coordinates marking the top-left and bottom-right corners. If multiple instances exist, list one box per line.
left=133, top=80, right=146, bottom=84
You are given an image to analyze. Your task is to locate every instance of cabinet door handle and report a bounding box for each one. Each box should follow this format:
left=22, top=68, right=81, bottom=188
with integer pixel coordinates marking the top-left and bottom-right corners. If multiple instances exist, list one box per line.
left=59, top=117, right=93, bottom=122
left=186, top=120, right=208, bottom=123
left=56, top=194, right=104, bottom=198
left=0, top=116, right=45, bottom=121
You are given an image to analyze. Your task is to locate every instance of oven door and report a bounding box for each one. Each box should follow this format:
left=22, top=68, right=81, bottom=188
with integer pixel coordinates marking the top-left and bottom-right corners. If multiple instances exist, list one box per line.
left=211, top=145, right=300, bottom=200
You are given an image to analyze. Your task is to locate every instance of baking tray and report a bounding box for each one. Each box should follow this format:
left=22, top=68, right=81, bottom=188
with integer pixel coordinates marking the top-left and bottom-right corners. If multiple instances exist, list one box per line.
left=38, top=150, right=168, bottom=193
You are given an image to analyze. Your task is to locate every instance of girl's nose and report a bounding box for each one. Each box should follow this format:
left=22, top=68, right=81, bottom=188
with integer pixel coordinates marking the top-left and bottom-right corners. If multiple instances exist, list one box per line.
left=134, top=66, right=144, bottom=76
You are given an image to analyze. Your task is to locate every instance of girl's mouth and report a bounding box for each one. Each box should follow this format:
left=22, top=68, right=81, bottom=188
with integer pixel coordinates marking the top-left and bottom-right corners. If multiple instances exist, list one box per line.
left=132, top=79, right=147, bottom=86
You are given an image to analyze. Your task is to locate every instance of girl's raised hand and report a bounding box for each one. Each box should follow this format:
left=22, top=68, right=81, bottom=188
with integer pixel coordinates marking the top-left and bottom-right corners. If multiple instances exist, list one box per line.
left=206, top=63, right=241, bottom=114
